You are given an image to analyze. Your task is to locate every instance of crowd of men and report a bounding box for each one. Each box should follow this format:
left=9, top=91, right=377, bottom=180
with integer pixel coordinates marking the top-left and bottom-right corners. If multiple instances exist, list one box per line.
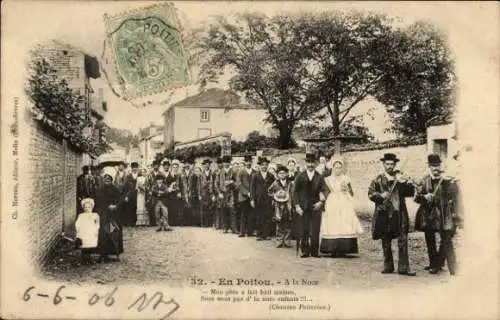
left=76, top=151, right=462, bottom=276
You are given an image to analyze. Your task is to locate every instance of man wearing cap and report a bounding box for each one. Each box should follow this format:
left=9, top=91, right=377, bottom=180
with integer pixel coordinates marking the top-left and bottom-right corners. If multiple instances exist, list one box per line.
left=236, top=154, right=255, bottom=237
left=250, top=156, right=275, bottom=240
left=293, top=153, right=330, bottom=258
left=368, top=153, right=416, bottom=276
left=414, top=154, right=462, bottom=275
left=216, top=156, right=237, bottom=233
left=122, top=162, right=140, bottom=226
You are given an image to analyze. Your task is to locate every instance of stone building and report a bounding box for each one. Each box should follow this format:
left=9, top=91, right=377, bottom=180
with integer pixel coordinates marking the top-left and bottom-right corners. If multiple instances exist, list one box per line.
left=162, top=88, right=272, bottom=149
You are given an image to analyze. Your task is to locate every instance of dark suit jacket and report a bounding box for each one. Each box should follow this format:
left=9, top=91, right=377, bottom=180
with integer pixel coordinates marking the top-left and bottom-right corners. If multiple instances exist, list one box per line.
left=236, top=167, right=253, bottom=203
left=250, top=171, right=275, bottom=207
left=292, top=170, right=329, bottom=212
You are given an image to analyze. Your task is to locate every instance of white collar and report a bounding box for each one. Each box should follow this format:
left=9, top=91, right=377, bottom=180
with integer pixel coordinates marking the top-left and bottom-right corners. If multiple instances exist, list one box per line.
left=306, top=170, right=315, bottom=180
left=261, top=171, right=267, bottom=177
left=279, top=179, right=287, bottom=185
left=246, top=168, right=252, bottom=174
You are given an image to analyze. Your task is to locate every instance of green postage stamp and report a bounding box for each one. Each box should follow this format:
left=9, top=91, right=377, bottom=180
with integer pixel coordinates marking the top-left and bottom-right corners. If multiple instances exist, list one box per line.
left=102, top=3, right=190, bottom=101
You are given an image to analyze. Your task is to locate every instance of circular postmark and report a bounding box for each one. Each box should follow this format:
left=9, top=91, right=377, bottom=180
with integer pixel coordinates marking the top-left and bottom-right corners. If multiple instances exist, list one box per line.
left=111, top=15, right=189, bottom=95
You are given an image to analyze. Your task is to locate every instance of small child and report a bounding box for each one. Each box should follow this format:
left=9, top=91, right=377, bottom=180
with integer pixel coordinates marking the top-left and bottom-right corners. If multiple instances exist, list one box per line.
left=75, top=198, right=100, bottom=264
left=268, top=165, right=293, bottom=248
left=151, top=174, right=172, bottom=232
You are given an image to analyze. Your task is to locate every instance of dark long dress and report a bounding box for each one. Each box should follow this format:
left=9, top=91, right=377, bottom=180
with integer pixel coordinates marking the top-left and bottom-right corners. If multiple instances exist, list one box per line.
left=94, top=184, right=124, bottom=256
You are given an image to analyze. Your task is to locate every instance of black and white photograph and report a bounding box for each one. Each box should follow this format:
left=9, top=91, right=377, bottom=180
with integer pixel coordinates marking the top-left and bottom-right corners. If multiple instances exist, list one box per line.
left=1, top=1, right=499, bottom=319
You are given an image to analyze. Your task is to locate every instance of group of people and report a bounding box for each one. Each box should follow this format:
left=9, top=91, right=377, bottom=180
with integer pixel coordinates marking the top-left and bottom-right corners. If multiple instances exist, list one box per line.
left=74, top=151, right=462, bottom=277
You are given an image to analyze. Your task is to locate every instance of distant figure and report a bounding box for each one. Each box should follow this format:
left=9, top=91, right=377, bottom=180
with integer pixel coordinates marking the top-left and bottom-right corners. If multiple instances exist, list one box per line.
left=122, top=162, right=139, bottom=226
left=151, top=174, right=172, bottom=232
left=236, top=155, right=254, bottom=237
left=77, top=165, right=96, bottom=215
left=250, top=157, right=275, bottom=241
left=135, top=169, right=149, bottom=226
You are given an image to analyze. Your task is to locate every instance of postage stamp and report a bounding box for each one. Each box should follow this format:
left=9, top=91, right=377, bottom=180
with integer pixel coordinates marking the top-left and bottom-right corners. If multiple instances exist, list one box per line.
left=102, top=3, right=190, bottom=101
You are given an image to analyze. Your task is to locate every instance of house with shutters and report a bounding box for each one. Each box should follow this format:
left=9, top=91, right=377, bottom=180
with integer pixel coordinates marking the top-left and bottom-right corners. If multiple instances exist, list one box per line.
left=162, top=88, right=272, bottom=149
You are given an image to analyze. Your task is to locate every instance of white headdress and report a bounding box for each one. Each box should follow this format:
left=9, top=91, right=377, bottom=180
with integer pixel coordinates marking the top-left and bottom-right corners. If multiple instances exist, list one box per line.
left=81, top=198, right=95, bottom=208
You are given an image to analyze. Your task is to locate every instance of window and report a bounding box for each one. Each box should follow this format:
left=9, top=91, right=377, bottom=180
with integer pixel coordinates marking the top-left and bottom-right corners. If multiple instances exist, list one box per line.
left=200, top=110, right=210, bottom=122
left=197, top=128, right=211, bottom=139
left=433, top=139, right=448, bottom=160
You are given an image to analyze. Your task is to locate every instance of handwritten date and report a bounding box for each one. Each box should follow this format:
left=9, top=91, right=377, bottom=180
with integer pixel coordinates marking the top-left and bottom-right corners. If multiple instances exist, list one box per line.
left=22, top=285, right=180, bottom=319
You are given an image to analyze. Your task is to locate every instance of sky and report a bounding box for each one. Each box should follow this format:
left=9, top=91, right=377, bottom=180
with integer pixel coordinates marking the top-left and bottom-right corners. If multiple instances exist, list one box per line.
left=8, top=1, right=485, bottom=140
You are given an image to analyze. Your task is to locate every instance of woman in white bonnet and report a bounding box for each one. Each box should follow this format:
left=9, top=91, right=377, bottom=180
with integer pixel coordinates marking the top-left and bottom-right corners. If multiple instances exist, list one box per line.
left=319, top=158, right=363, bottom=257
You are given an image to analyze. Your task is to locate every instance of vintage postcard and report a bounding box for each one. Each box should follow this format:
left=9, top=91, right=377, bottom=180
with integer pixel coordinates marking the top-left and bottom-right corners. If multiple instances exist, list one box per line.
left=1, top=1, right=499, bottom=319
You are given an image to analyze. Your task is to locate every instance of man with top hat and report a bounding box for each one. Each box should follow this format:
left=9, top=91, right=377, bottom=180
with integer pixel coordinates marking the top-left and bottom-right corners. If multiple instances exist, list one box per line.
left=164, top=159, right=185, bottom=226
left=268, top=164, right=293, bottom=248
left=216, top=155, right=237, bottom=233
left=146, top=160, right=162, bottom=226
left=368, top=153, right=416, bottom=276
left=213, top=157, right=224, bottom=229
left=122, top=162, right=140, bottom=226
left=181, top=157, right=194, bottom=226
left=77, top=165, right=96, bottom=215
left=286, top=157, right=299, bottom=240
left=414, top=154, right=462, bottom=275
left=250, top=156, right=275, bottom=240
left=293, top=153, right=329, bottom=258
left=236, top=154, right=255, bottom=237
left=199, top=158, right=216, bottom=227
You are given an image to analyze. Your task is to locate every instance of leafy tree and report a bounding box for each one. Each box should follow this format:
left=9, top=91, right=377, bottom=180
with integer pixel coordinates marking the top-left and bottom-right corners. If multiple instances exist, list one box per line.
left=193, top=13, right=322, bottom=149
left=291, top=12, right=394, bottom=138
left=373, top=21, right=456, bottom=136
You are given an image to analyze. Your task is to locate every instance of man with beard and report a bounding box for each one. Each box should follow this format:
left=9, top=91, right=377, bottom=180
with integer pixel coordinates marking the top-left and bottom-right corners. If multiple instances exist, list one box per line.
left=368, top=153, right=416, bottom=276
left=216, top=155, right=237, bottom=233
left=122, top=162, right=140, bottom=226
left=181, top=157, right=194, bottom=226
left=77, top=165, right=96, bottom=215
left=293, top=153, right=329, bottom=258
left=250, top=157, right=275, bottom=241
left=164, top=159, right=184, bottom=226
left=146, top=160, right=162, bottom=226
left=414, top=154, right=462, bottom=275
left=200, top=159, right=216, bottom=227
left=213, top=157, right=224, bottom=230
left=236, top=154, right=254, bottom=237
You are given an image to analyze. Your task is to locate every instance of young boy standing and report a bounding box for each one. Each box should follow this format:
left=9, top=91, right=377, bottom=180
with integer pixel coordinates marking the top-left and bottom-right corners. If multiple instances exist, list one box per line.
left=75, top=198, right=100, bottom=264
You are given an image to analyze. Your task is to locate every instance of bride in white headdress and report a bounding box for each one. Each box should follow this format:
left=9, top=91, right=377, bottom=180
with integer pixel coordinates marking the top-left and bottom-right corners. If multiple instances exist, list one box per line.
left=320, top=158, right=363, bottom=257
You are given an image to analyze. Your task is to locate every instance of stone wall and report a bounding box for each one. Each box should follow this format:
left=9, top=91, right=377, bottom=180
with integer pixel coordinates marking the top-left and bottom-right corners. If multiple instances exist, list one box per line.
left=27, top=119, right=82, bottom=265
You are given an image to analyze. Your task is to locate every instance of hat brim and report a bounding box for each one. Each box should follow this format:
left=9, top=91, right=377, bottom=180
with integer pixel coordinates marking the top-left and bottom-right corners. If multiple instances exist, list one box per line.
left=380, top=158, right=400, bottom=162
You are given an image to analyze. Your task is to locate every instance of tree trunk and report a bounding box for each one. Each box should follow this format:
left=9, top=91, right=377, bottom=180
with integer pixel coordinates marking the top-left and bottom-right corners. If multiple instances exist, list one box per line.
left=331, top=103, right=341, bottom=155
left=277, top=121, right=294, bottom=150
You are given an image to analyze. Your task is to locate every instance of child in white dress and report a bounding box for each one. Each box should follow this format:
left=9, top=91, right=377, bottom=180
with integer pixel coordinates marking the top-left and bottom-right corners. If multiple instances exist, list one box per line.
left=75, top=198, right=100, bottom=264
